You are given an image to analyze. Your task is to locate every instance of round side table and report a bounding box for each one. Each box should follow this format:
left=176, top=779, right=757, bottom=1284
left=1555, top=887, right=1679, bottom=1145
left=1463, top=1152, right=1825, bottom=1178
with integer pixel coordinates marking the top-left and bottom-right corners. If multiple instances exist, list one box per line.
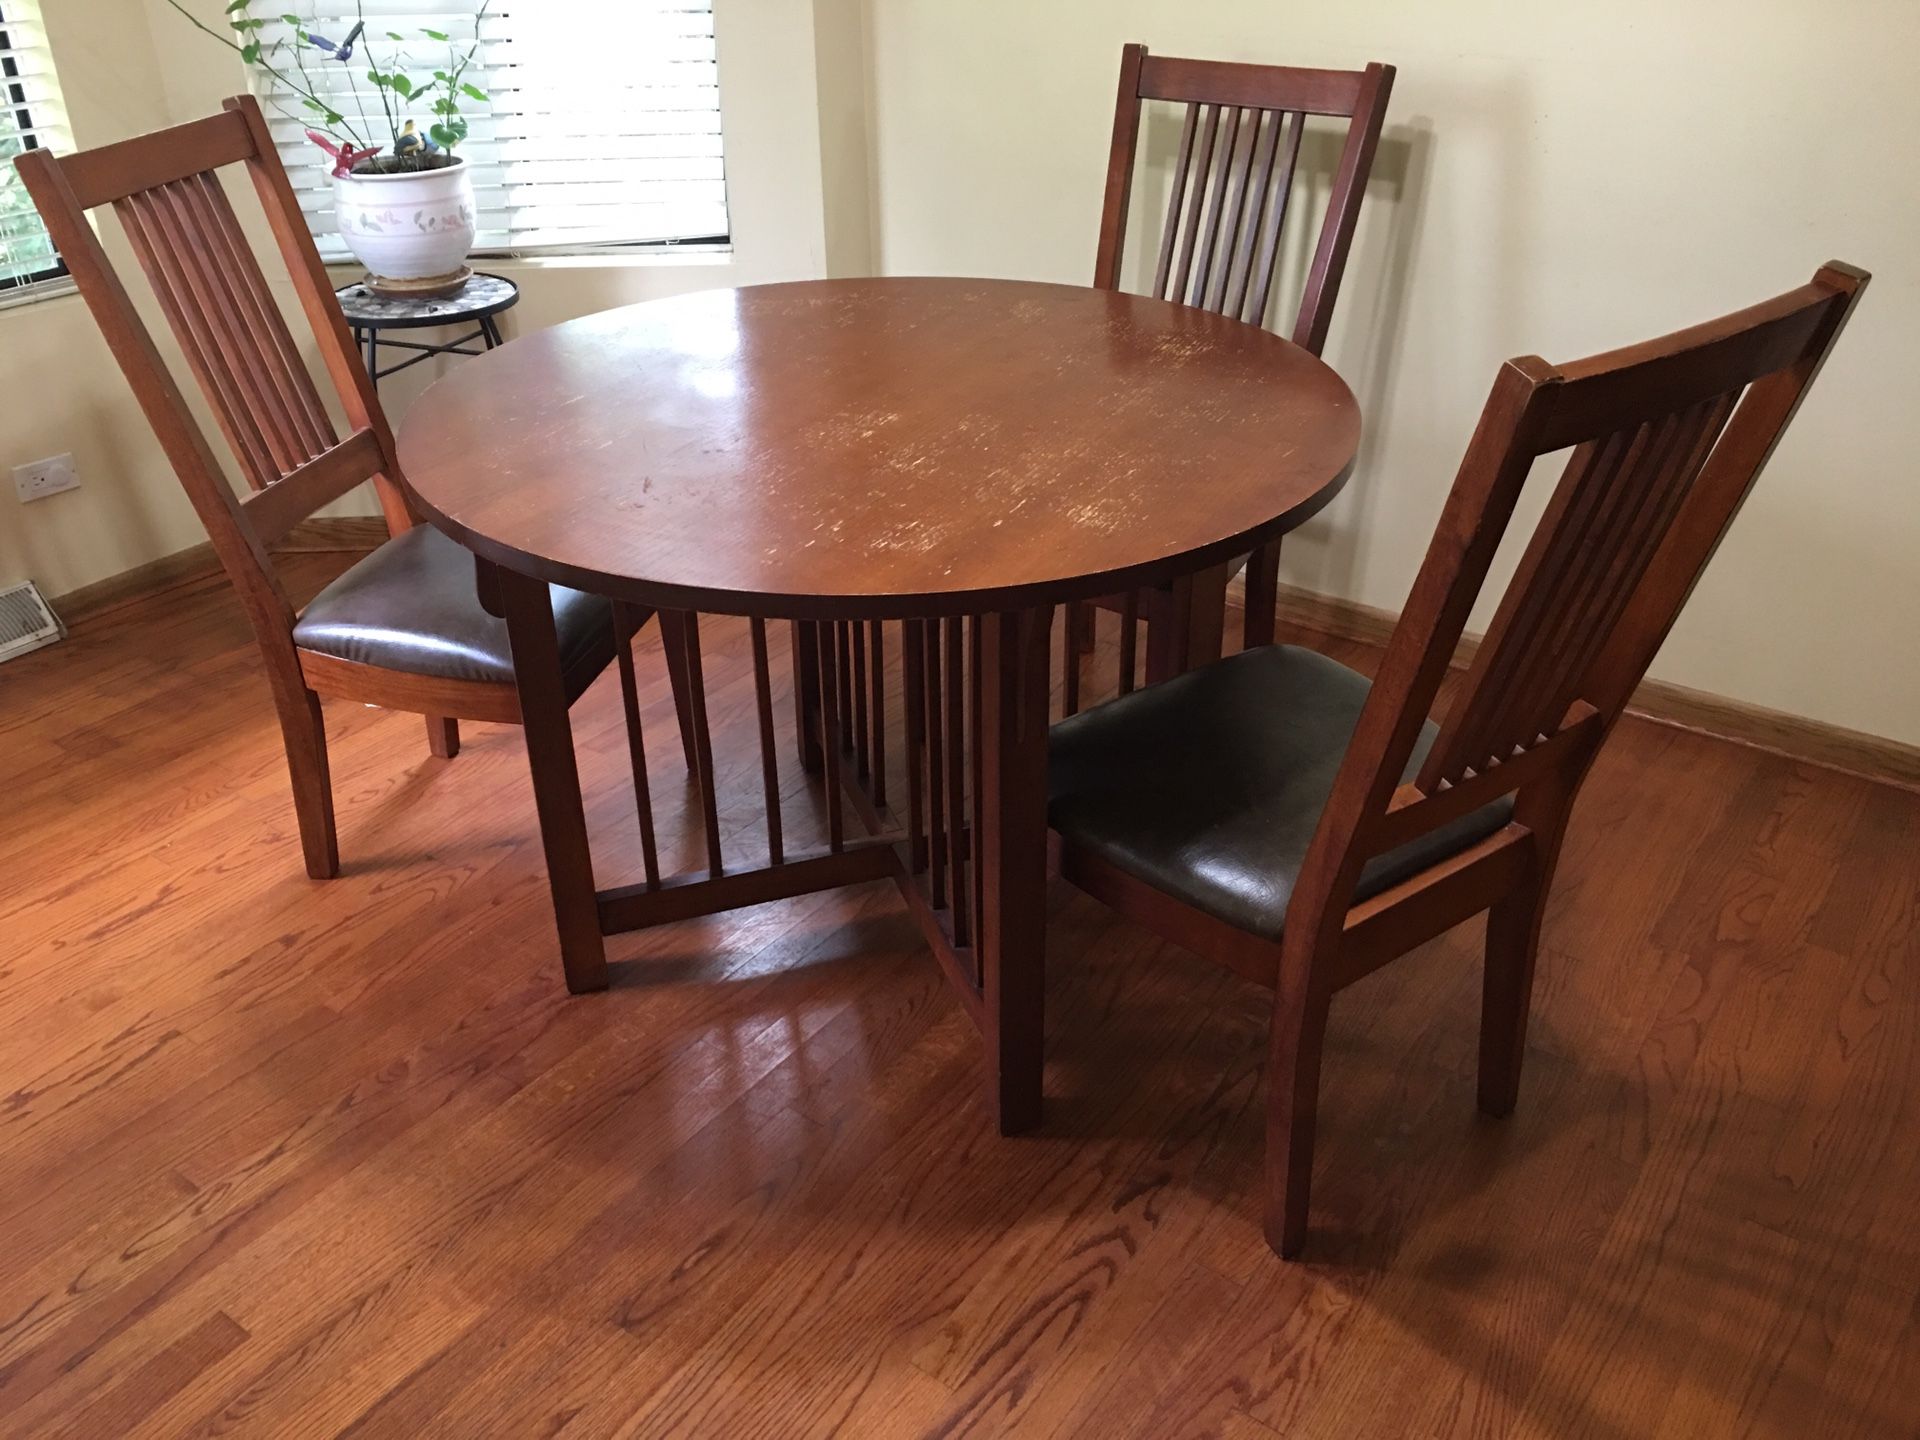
left=334, top=271, right=520, bottom=389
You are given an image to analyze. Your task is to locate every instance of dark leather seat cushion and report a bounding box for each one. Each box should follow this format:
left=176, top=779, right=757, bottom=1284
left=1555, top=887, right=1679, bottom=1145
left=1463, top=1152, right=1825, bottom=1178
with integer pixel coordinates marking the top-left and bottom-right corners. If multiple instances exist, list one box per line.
left=1048, top=645, right=1513, bottom=942
left=293, top=525, right=614, bottom=686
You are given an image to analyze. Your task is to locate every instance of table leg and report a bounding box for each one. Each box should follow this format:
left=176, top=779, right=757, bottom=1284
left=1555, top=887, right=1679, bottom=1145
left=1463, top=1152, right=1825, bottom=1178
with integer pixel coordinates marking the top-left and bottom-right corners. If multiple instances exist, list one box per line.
left=497, top=563, right=608, bottom=994
left=1145, top=562, right=1229, bottom=684
left=362, top=327, right=380, bottom=388
left=977, top=605, right=1053, bottom=1134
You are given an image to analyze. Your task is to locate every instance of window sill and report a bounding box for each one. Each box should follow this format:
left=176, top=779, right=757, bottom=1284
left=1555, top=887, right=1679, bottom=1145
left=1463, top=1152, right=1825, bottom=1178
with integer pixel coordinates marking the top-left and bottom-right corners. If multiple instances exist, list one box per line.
left=491, top=247, right=733, bottom=272
left=0, top=276, right=79, bottom=313
left=323, top=246, right=734, bottom=279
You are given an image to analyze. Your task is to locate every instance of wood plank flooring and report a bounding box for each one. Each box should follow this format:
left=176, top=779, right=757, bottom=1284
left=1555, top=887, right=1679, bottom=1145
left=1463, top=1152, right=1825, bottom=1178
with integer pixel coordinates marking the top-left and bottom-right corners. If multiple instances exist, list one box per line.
left=0, top=554, right=1914, bottom=1438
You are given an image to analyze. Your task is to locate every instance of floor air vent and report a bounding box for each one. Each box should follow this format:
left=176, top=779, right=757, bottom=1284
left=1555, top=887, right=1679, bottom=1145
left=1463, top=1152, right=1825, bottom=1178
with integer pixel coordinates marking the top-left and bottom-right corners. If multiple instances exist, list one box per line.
left=0, top=581, right=65, bottom=663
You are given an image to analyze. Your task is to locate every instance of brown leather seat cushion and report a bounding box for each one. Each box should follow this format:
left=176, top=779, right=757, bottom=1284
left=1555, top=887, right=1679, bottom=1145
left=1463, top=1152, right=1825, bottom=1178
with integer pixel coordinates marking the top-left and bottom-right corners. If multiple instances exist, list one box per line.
left=1048, top=645, right=1513, bottom=941
left=293, top=525, right=613, bottom=686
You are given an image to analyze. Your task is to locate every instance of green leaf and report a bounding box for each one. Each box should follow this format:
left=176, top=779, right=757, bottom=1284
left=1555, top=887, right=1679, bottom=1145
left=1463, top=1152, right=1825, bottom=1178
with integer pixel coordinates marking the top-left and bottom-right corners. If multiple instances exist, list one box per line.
left=421, top=28, right=449, bottom=40
left=302, top=96, right=324, bottom=112
left=225, top=0, right=249, bottom=12
left=240, top=40, right=262, bottom=62
left=389, top=73, right=413, bottom=98
left=459, top=82, right=487, bottom=102
left=280, top=13, right=300, bottom=23
left=326, top=109, right=344, bottom=126
left=388, top=31, right=405, bottom=41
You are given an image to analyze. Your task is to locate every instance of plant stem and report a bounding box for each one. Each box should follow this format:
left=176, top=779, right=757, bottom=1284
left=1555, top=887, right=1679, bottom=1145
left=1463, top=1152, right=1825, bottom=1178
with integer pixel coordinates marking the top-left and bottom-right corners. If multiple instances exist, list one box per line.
left=331, top=0, right=379, bottom=152
left=287, top=27, right=362, bottom=147
left=358, top=0, right=399, bottom=146
left=160, top=0, right=367, bottom=146
left=438, top=0, right=490, bottom=154
left=159, top=0, right=242, bottom=53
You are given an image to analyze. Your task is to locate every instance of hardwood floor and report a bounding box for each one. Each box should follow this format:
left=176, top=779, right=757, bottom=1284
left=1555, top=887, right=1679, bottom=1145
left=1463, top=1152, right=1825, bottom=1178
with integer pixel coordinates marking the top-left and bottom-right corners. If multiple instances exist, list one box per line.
left=1, top=554, right=1914, bottom=1438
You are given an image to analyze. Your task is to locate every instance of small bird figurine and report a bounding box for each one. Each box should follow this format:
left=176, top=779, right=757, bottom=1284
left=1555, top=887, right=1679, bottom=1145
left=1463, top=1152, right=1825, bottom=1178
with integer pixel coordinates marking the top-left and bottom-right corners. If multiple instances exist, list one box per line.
left=306, top=19, right=364, bottom=62
left=306, top=130, right=382, bottom=178
left=393, top=121, right=428, bottom=159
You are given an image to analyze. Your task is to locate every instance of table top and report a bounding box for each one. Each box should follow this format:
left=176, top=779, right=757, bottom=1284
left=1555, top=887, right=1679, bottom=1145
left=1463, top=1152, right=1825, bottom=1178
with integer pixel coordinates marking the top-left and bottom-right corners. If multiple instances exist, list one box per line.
left=398, top=277, right=1361, bottom=619
left=335, top=271, right=518, bottom=329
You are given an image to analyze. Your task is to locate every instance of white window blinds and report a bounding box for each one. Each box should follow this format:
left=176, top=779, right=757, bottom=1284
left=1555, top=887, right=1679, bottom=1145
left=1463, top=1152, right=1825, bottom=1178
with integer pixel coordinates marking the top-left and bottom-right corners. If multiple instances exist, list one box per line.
left=249, top=2, right=728, bottom=257
left=0, top=0, right=71, bottom=296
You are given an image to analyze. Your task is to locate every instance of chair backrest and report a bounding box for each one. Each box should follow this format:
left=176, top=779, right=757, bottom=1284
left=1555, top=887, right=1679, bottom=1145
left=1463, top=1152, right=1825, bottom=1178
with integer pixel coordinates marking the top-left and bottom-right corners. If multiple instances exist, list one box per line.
left=13, top=95, right=406, bottom=640
left=1311, top=262, right=1868, bottom=911
left=1093, top=44, right=1394, bottom=355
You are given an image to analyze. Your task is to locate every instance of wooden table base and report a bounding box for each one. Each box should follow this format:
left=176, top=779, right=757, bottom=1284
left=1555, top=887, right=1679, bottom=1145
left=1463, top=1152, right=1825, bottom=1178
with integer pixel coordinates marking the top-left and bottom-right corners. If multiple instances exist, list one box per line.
left=498, top=563, right=1055, bottom=1134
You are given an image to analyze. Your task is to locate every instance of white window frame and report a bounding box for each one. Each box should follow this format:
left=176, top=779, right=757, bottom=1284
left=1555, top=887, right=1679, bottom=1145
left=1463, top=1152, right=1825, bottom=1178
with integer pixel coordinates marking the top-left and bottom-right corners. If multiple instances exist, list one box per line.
left=0, top=0, right=74, bottom=308
left=245, top=2, right=730, bottom=263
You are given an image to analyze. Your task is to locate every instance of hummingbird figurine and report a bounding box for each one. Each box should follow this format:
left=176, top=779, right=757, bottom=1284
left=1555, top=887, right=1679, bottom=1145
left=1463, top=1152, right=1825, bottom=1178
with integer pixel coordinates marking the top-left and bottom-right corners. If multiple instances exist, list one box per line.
left=305, top=19, right=365, bottom=62
left=306, top=130, right=382, bottom=179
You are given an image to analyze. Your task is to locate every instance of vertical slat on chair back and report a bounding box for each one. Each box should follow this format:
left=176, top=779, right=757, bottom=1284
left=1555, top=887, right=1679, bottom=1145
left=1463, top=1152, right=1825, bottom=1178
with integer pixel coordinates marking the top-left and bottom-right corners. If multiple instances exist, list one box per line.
left=1292, top=265, right=1867, bottom=910
left=1415, top=393, right=1742, bottom=787
left=12, top=97, right=408, bottom=603
left=1095, top=46, right=1394, bottom=355
left=114, top=169, right=339, bottom=491
left=1415, top=268, right=1865, bottom=796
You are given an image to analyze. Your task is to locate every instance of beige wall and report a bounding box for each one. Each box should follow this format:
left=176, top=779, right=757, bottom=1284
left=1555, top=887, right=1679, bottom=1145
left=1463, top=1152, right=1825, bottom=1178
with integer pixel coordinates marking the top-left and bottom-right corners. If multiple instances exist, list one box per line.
left=7, top=0, right=1917, bottom=749
left=0, top=1, right=193, bottom=595
left=862, top=0, right=1920, bottom=745
left=0, top=0, right=869, bottom=599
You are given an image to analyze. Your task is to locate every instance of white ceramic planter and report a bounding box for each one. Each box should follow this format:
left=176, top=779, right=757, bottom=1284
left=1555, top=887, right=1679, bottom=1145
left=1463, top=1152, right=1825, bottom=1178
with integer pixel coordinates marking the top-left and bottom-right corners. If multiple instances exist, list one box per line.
left=332, top=156, right=476, bottom=286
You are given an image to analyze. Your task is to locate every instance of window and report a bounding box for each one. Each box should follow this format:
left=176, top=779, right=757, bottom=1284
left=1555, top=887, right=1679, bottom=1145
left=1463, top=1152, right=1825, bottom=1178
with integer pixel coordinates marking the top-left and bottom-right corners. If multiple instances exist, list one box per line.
left=251, top=2, right=728, bottom=258
left=0, top=0, right=71, bottom=300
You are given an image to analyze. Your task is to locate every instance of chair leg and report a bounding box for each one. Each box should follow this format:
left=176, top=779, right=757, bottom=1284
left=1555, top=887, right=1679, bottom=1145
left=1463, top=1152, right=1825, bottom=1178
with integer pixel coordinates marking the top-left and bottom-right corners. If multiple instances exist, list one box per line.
left=659, top=610, right=701, bottom=773
left=1243, top=539, right=1281, bottom=650
left=276, top=688, right=338, bottom=880
left=1479, top=869, right=1550, bottom=1117
left=1068, top=600, right=1097, bottom=655
left=1139, top=585, right=1175, bottom=684
left=1264, top=988, right=1331, bottom=1259
left=425, top=715, right=460, bottom=759
left=1062, top=607, right=1083, bottom=717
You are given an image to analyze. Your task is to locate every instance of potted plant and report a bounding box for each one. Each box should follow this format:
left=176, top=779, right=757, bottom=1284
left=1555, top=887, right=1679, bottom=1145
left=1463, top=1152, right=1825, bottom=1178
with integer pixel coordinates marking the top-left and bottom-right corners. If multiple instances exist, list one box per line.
left=166, top=0, right=492, bottom=297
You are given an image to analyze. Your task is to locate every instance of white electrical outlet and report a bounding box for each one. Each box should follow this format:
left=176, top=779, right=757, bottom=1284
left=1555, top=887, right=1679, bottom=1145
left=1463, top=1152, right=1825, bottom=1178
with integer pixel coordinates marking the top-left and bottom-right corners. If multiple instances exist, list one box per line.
left=13, top=453, right=80, bottom=503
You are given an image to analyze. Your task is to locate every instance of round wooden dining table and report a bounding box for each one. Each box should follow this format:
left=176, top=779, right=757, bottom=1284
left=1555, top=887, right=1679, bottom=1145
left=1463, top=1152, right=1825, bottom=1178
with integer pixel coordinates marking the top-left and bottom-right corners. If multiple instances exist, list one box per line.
left=398, top=276, right=1359, bottom=1133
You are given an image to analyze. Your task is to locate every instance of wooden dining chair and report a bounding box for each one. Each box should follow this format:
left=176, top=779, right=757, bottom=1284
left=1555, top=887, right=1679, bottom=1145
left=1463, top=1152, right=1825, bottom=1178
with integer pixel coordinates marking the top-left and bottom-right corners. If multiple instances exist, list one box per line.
left=15, top=95, right=690, bottom=880
left=1069, top=44, right=1395, bottom=701
left=1049, top=262, right=1868, bottom=1256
